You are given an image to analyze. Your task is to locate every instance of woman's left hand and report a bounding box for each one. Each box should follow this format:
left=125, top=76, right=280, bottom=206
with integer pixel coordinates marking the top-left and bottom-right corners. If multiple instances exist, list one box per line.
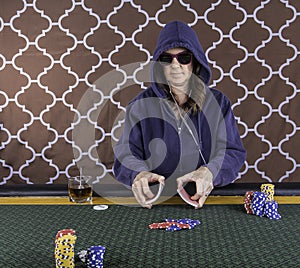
left=177, top=166, right=213, bottom=208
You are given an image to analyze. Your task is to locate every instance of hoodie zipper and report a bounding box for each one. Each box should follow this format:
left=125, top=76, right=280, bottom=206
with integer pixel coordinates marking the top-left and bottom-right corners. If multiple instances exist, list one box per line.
left=164, top=98, right=207, bottom=165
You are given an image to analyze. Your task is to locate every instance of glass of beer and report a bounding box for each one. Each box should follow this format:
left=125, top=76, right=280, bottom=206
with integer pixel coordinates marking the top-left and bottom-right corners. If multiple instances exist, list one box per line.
left=68, top=176, right=93, bottom=204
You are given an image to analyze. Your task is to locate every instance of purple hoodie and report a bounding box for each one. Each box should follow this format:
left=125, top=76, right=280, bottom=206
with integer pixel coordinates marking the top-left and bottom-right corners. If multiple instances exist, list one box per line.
left=113, top=21, right=246, bottom=187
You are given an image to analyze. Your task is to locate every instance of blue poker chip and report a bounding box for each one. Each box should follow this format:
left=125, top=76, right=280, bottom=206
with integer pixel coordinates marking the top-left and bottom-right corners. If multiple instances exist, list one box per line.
left=87, top=245, right=106, bottom=268
left=190, top=220, right=201, bottom=225
left=248, top=191, right=282, bottom=220
left=166, top=225, right=181, bottom=232
left=88, top=245, right=106, bottom=251
left=177, top=218, right=192, bottom=224
left=251, top=192, right=267, bottom=217
left=165, top=218, right=177, bottom=222
left=157, top=218, right=201, bottom=231
left=264, top=201, right=281, bottom=220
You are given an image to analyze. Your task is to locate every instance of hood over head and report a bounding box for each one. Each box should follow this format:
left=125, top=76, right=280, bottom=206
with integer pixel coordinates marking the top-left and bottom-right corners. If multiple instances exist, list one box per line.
left=151, top=21, right=211, bottom=98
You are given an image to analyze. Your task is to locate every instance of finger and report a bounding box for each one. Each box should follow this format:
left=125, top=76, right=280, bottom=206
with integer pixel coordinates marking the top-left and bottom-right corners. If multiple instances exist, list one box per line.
left=192, top=178, right=213, bottom=200
left=133, top=189, right=152, bottom=209
left=157, top=175, right=165, bottom=185
left=196, top=184, right=213, bottom=208
left=148, top=174, right=165, bottom=185
left=140, top=177, right=155, bottom=199
left=132, top=182, right=148, bottom=208
left=197, top=194, right=208, bottom=208
left=176, top=174, right=190, bottom=189
left=132, top=184, right=143, bottom=204
left=177, top=178, right=183, bottom=189
left=192, top=179, right=205, bottom=200
left=190, top=193, right=201, bottom=201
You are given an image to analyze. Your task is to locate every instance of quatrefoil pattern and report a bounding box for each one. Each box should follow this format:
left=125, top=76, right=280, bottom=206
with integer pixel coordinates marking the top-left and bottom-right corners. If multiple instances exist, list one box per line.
left=0, top=0, right=299, bottom=185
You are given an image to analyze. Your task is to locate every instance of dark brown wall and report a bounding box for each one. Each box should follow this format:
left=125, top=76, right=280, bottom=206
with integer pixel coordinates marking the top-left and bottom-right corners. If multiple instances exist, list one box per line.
left=0, top=0, right=299, bottom=186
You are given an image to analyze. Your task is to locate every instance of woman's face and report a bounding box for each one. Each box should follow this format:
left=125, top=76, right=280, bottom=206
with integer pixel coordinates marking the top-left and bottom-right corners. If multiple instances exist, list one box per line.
left=161, top=47, right=193, bottom=92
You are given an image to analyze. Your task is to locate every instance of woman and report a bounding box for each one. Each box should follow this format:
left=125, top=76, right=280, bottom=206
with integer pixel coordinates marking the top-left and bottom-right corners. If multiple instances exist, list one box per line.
left=113, top=21, right=246, bottom=208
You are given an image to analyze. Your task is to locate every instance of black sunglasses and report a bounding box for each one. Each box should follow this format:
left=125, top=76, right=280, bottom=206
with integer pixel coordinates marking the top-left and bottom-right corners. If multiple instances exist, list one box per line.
left=158, top=51, right=192, bottom=65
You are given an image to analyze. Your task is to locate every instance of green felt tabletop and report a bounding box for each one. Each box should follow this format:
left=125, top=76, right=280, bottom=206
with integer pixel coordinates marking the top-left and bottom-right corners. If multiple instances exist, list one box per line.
left=0, top=204, right=299, bottom=267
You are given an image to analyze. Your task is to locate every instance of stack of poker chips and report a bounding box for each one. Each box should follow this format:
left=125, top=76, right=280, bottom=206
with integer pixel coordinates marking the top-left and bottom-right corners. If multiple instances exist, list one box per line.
left=244, top=184, right=281, bottom=220
left=149, top=218, right=201, bottom=231
left=77, top=246, right=106, bottom=268
left=244, top=191, right=254, bottom=215
left=261, top=183, right=275, bottom=202
left=55, top=229, right=77, bottom=268
left=87, top=245, right=106, bottom=268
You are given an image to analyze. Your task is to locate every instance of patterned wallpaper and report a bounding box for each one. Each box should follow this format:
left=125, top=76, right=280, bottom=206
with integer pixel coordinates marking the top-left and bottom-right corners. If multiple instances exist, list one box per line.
left=0, top=0, right=299, bottom=187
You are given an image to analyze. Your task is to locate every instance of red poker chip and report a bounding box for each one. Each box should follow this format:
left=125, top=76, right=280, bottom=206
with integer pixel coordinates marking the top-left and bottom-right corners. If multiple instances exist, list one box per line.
left=158, top=222, right=173, bottom=228
left=56, top=229, right=76, bottom=239
left=244, top=204, right=252, bottom=214
left=244, top=191, right=254, bottom=214
left=149, top=222, right=173, bottom=229
left=149, top=222, right=192, bottom=230
left=176, top=223, right=191, bottom=229
left=149, top=223, right=161, bottom=229
left=149, top=219, right=201, bottom=231
left=149, top=222, right=178, bottom=229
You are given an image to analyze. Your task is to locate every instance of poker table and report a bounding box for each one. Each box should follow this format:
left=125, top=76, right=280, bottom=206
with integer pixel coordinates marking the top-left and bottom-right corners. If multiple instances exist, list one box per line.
left=0, top=194, right=299, bottom=268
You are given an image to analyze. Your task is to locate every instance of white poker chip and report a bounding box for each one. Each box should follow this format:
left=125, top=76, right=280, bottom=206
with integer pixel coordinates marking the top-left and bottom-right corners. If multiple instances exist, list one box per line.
left=93, top=205, right=109, bottom=211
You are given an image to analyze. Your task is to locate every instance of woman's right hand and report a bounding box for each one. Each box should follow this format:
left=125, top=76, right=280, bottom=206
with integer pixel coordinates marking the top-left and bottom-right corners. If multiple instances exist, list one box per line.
left=132, top=171, right=165, bottom=209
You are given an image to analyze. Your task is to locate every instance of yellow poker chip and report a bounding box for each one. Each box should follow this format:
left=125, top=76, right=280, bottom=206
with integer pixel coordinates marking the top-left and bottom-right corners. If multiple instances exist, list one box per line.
left=260, top=183, right=275, bottom=202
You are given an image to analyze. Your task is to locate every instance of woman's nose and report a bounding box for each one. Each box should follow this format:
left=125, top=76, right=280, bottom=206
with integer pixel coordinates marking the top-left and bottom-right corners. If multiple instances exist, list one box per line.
left=170, top=57, right=180, bottom=66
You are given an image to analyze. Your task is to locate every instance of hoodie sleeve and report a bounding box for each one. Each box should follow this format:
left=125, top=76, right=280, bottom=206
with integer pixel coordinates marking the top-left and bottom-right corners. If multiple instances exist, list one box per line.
left=113, top=103, right=149, bottom=186
left=205, top=92, right=246, bottom=187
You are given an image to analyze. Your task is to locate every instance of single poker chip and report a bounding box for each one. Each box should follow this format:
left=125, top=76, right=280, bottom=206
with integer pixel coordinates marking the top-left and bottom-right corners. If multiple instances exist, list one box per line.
left=149, top=222, right=177, bottom=229
left=188, top=221, right=201, bottom=228
left=93, top=205, right=108, bottom=211
left=56, top=229, right=76, bottom=239
left=177, top=218, right=192, bottom=224
left=190, top=219, right=201, bottom=225
left=166, top=225, right=182, bottom=232
left=177, top=218, right=201, bottom=227
left=165, top=218, right=177, bottom=222
left=76, top=250, right=88, bottom=263
left=177, top=223, right=191, bottom=229
left=158, top=222, right=173, bottom=229
left=149, top=223, right=161, bottom=229
left=177, top=219, right=189, bottom=224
